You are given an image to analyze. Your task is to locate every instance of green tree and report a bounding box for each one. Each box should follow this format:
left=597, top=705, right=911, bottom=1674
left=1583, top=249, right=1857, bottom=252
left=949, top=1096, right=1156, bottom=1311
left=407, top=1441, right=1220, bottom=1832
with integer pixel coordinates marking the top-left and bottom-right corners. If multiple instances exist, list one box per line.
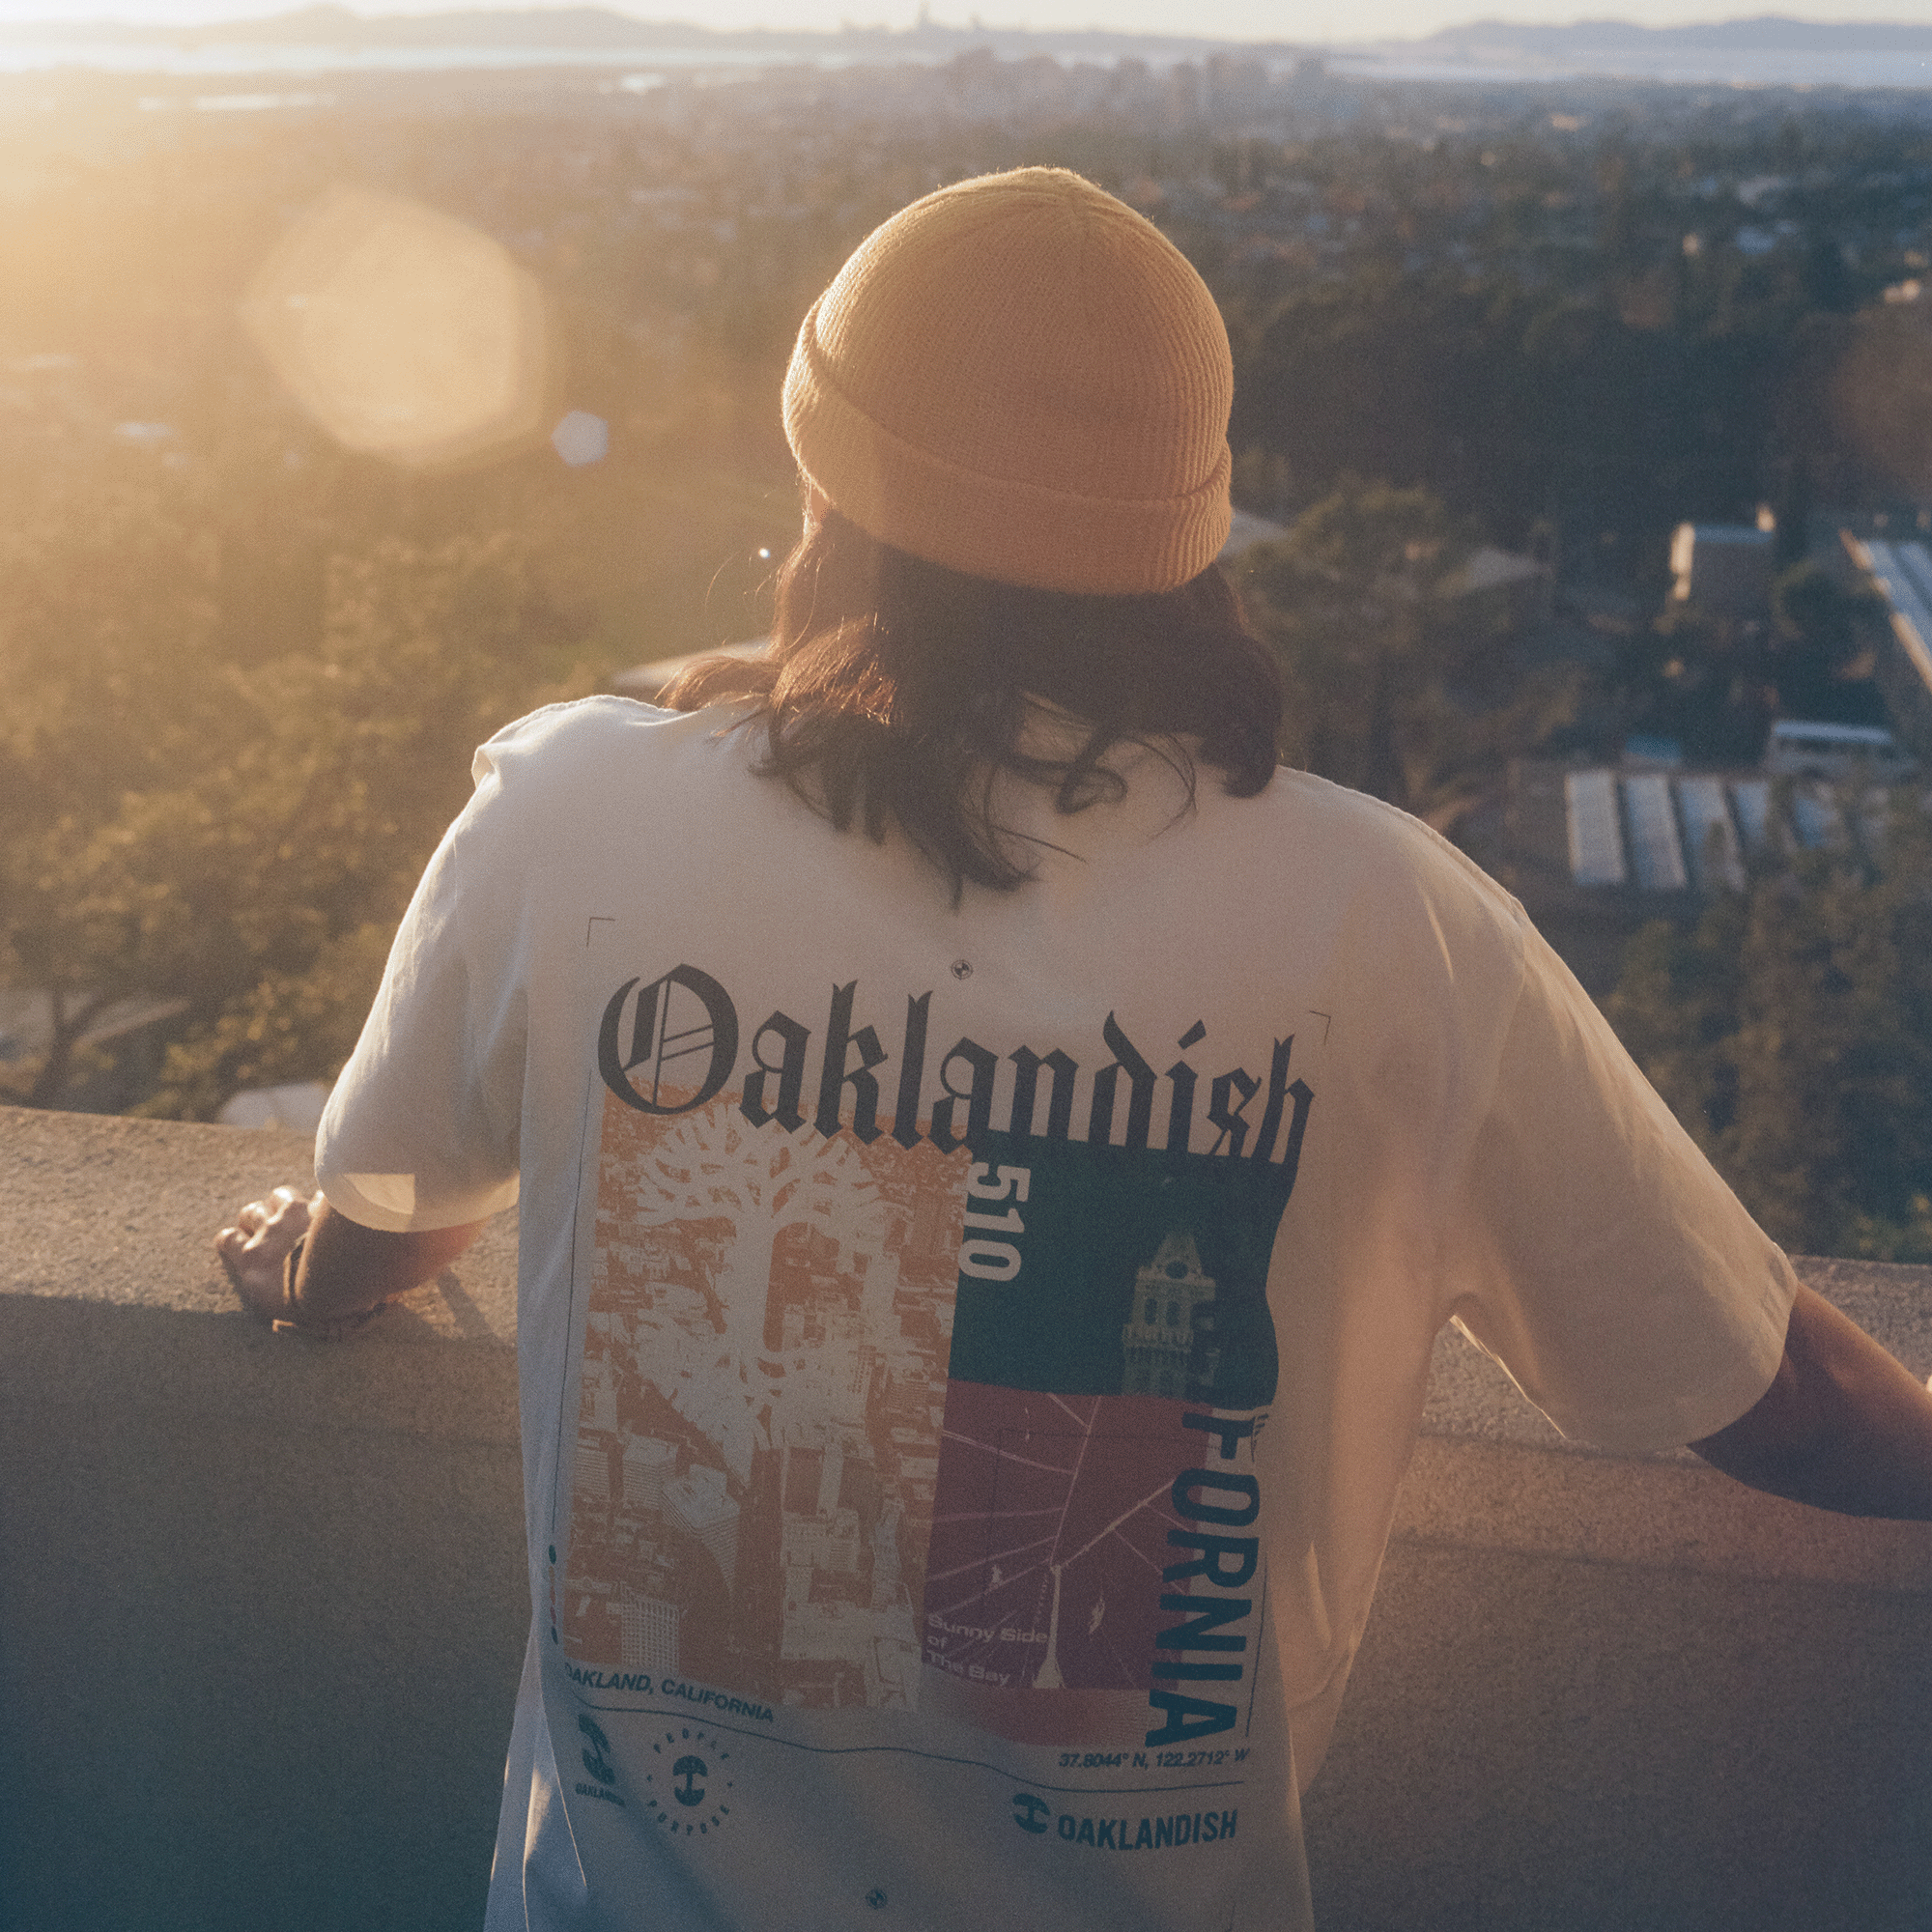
left=0, top=518, right=591, bottom=1117
left=1235, top=478, right=1575, bottom=823
left=1767, top=560, right=1889, bottom=725
left=1613, top=601, right=1775, bottom=765
left=1607, top=792, right=1932, bottom=1261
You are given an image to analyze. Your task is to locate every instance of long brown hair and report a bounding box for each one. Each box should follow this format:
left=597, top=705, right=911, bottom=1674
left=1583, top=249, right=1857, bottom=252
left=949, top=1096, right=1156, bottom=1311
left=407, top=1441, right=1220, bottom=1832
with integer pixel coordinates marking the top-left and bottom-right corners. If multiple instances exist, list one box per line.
left=662, top=508, right=1282, bottom=897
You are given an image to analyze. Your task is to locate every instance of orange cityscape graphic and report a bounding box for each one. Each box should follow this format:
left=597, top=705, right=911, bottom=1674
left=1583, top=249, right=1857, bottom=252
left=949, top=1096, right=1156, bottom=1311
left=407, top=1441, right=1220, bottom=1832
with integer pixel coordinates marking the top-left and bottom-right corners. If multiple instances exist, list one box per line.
left=561, top=1090, right=970, bottom=1711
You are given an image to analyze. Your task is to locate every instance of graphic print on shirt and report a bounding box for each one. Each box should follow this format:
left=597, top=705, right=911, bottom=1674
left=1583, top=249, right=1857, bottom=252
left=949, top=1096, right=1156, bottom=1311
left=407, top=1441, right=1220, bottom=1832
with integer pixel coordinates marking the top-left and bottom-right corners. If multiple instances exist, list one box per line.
left=922, top=1129, right=1291, bottom=1749
left=561, top=963, right=1312, bottom=1747
left=562, top=1088, right=970, bottom=1712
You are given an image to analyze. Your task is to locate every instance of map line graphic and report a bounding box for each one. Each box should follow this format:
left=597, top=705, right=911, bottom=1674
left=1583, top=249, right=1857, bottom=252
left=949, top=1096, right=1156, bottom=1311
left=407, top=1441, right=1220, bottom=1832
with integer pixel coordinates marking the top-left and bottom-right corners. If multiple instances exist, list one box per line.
left=927, top=1379, right=1189, bottom=1696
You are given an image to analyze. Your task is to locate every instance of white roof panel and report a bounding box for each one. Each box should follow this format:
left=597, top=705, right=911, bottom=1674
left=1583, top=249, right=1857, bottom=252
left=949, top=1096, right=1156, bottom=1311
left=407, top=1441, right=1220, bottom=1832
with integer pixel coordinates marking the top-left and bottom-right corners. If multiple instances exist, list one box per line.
left=1790, top=782, right=1846, bottom=850
left=1565, top=769, right=1627, bottom=886
left=1676, top=776, right=1745, bottom=891
left=1624, top=772, right=1689, bottom=891
left=1730, top=779, right=1774, bottom=854
left=1860, top=539, right=1932, bottom=698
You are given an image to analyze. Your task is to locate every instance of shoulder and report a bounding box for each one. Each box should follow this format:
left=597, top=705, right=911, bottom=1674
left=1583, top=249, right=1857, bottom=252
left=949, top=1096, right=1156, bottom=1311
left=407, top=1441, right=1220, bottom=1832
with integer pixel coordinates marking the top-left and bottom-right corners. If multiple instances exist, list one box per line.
left=1230, top=766, right=1529, bottom=945
left=470, top=695, right=745, bottom=786
left=441, top=697, right=761, bottom=883
left=464, top=696, right=763, bottom=820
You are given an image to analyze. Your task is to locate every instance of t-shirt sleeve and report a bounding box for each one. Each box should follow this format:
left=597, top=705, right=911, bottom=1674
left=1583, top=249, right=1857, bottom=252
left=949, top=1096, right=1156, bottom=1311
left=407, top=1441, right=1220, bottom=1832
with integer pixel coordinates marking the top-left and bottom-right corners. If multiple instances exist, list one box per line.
left=314, top=759, right=527, bottom=1235
left=1441, top=914, right=1797, bottom=1453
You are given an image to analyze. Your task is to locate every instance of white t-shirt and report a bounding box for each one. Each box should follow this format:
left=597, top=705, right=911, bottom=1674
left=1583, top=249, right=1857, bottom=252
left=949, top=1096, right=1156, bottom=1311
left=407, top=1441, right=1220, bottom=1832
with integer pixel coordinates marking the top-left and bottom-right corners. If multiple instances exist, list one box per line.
left=317, top=696, right=1795, bottom=1932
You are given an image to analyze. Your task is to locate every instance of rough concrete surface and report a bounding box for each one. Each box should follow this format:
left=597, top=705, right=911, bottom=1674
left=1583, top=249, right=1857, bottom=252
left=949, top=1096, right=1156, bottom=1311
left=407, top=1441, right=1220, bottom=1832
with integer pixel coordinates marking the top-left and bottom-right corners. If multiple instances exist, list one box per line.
left=1304, top=1542, right=1932, bottom=1932
left=3, top=1103, right=1931, bottom=1932
left=0, top=1106, right=524, bottom=1932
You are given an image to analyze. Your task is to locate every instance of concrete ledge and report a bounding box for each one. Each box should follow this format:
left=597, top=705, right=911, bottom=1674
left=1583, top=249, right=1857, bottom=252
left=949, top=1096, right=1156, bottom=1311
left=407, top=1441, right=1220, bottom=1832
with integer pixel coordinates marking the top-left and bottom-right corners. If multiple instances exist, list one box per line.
left=1405, top=1260, right=1932, bottom=1595
left=0, top=1106, right=525, bottom=1932
left=4, top=1103, right=1931, bottom=1931
left=1314, top=1257, right=1932, bottom=1932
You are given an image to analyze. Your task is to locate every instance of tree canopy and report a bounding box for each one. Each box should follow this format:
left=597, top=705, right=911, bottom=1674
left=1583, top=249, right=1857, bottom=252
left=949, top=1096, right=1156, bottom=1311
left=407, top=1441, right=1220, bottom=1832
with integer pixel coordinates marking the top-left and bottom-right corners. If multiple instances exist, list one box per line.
left=1607, top=795, right=1932, bottom=1263
left=0, top=470, right=592, bottom=1115
left=1235, top=479, right=1576, bottom=824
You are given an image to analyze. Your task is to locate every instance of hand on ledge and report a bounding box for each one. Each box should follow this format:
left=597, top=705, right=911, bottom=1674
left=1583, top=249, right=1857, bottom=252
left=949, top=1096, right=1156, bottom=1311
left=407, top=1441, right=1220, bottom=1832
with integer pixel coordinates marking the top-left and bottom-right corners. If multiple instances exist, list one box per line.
left=216, top=1189, right=489, bottom=1336
left=214, top=1185, right=318, bottom=1322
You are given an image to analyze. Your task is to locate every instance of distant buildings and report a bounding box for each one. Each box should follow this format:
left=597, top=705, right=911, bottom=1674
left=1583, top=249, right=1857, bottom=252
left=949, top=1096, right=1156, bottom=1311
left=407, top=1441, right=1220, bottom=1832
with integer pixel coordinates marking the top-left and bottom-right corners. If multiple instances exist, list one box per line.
left=1478, top=512, right=1929, bottom=996
left=1762, top=718, right=1917, bottom=782
left=620, top=1583, right=681, bottom=1673
left=664, top=1463, right=742, bottom=1591
left=1669, top=518, right=1776, bottom=619
left=1844, top=532, right=1932, bottom=767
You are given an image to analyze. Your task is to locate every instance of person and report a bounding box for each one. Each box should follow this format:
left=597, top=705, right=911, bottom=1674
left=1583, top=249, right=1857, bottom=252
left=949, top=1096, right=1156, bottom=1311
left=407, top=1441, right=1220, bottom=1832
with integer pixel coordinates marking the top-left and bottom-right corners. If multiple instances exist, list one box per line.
left=216, top=167, right=1932, bottom=1932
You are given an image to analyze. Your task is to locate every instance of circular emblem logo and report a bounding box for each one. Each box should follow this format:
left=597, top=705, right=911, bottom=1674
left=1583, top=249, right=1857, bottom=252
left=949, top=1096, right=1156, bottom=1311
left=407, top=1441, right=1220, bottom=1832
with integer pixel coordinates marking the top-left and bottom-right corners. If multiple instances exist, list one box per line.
left=644, top=1726, right=734, bottom=1836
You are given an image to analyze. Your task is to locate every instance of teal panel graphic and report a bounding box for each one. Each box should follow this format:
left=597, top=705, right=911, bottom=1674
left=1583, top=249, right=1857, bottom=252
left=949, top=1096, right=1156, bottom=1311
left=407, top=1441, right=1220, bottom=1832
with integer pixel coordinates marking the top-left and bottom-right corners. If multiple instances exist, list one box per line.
left=946, top=1129, right=1286, bottom=1408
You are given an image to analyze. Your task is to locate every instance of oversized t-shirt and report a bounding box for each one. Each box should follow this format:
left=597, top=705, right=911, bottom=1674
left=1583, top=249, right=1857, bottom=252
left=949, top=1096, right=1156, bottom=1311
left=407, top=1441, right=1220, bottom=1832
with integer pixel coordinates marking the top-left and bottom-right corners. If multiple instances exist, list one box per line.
left=316, top=696, right=1796, bottom=1932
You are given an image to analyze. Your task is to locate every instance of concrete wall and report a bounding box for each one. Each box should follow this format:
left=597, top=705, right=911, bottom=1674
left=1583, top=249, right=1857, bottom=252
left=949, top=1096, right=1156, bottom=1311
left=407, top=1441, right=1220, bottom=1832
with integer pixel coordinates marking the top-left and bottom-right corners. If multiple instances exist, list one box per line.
left=1310, top=1258, right=1932, bottom=1932
left=0, top=1106, right=524, bottom=1932
left=3, top=1103, right=1930, bottom=1932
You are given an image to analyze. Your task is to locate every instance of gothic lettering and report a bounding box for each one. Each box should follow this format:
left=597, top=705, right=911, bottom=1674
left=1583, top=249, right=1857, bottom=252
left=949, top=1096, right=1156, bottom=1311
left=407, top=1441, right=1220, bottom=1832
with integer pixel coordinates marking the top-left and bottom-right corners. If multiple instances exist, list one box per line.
left=1165, top=1022, right=1208, bottom=1151
left=892, top=992, right=932, bottom=1151
left=814, top=980, right=888, bottom=1143
left=740, top=1010, right=810, bottom=1130
left=1008, top=1046, right=1077, bottom=1140
left=598, top=966, right=739, bottom=1115
left=1088, top=1012, right=1156, bottom=1150
left=929, top=1037, right=999, bottom=1153
left=1206, top=1068, right=1260, bottom=1157
left=603, top=966, right=1317, bottom=1180
left=1251, top=1037, right=1316, bottom=1177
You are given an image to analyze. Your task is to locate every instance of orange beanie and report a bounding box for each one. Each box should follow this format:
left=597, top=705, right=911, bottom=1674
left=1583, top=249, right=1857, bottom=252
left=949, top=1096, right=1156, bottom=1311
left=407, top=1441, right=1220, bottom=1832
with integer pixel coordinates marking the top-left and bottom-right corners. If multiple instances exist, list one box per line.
left=782, top=167, right=1233, bottom=597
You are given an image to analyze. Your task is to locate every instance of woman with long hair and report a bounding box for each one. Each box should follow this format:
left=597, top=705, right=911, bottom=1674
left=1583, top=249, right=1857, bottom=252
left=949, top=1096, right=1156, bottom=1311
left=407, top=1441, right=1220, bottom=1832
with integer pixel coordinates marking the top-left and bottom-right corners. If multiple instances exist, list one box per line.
left=221, top=168, right=1932, bottom=1932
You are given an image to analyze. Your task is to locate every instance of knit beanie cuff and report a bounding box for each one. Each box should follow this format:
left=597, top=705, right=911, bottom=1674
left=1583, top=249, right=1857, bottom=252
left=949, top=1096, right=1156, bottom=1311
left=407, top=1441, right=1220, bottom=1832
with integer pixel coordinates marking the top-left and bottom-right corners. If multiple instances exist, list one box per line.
left=785, top=294, right=1232, bottom=597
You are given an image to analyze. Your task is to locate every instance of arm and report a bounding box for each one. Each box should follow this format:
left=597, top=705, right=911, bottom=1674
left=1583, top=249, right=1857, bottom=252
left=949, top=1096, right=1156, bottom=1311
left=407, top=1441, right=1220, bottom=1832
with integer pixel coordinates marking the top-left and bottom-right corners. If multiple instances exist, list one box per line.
left=217, top=1187, right=487, bottom=1335
left=1690, top=1283, right=1932, bottom=1521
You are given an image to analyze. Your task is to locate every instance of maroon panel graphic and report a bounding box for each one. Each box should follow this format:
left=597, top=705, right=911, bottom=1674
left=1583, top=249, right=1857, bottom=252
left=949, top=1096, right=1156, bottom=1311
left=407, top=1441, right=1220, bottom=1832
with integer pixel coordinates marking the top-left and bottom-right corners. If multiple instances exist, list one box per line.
left=923, top=1384, right=1208, bottom=1695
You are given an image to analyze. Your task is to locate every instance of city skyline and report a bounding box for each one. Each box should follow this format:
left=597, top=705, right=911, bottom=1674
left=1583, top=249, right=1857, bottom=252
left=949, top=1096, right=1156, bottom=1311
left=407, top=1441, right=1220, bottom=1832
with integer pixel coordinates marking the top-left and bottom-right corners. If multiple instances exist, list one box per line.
left=5, top=1, right=1931, bottom=49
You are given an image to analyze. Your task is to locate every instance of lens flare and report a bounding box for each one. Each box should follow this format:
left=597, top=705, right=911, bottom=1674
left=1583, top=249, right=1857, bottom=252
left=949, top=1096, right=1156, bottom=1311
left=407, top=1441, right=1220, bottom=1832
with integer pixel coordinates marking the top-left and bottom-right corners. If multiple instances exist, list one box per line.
left=242, top=186, right=550, bottom=468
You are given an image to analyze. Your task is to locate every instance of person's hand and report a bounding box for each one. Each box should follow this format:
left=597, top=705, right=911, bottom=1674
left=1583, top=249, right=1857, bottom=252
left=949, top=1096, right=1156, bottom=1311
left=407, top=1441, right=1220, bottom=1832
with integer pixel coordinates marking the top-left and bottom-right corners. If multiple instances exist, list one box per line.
left=214, top=1186, right=320, bottom=1321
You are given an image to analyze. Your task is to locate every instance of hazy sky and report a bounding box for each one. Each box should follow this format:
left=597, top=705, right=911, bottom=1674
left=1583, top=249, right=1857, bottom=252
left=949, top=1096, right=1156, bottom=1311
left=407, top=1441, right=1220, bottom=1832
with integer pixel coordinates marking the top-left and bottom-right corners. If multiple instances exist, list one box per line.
left=5, top=0, right=1930, bottom=45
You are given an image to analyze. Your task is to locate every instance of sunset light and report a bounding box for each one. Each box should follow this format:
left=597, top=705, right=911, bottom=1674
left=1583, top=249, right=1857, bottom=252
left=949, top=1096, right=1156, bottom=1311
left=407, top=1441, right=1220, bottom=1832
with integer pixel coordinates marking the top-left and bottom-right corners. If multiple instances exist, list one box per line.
left=4, top=12, right=1932, bottom=1929
left=241, top=185, right=550, bottom=466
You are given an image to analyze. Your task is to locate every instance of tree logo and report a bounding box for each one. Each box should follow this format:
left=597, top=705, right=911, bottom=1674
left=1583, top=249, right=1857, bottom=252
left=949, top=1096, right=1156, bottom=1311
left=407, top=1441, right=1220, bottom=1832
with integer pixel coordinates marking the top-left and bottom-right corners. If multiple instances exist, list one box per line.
left=643, top=1727, right=735, bottom=1836
left=670, top=1754, right=707, bottom=1806
left=579, top=1713, right=617, bottom=1785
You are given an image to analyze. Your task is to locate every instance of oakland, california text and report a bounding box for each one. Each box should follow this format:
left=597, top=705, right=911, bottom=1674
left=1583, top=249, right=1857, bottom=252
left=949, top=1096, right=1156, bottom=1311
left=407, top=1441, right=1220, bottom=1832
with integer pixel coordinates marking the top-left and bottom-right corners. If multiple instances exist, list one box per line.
left=598, top=965, right=1313, bottom=1168
left=564, top=1662, right=776, bottom=1723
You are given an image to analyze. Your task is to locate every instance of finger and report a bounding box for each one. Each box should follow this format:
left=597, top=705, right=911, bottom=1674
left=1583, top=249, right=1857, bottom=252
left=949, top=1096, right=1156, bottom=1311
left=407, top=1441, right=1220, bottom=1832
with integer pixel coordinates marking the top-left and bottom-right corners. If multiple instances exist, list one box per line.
left=214, top=1231, right=273, bottom=1304
left=272, top=1187, right=317, bottom=1233
left=235, top=1201, right=270, bottom=1234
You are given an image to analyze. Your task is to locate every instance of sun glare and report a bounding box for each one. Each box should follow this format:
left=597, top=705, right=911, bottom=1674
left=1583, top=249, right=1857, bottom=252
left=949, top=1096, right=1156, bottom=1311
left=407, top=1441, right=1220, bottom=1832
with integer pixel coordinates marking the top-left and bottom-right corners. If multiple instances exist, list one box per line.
left=240, top=186, right=550, bottom=469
